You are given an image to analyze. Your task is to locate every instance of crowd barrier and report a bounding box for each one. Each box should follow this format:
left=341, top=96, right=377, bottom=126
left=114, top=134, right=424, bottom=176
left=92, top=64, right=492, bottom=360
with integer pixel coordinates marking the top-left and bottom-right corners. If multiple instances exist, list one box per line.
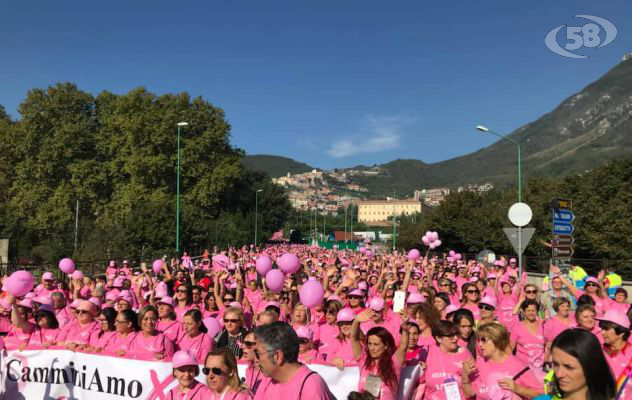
left=0, top=350, right=421, bottom=400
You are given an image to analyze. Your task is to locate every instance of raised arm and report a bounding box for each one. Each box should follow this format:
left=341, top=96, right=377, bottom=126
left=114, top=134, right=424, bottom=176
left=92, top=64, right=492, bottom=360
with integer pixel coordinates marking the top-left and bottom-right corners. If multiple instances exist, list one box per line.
left=395, top=322, right=409, bottom=366
left=351, top=309, right=374, bottom=360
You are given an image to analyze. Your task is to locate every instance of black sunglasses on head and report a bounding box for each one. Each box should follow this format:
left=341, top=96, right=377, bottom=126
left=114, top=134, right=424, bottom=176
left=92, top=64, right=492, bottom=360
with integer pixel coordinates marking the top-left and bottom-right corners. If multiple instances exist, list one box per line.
left=202, top=367, right=224, bottom=376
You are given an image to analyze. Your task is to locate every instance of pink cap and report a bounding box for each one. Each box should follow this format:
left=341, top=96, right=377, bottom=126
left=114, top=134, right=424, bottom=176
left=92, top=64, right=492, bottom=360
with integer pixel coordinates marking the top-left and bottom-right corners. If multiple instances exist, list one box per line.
left=172, top=350, right=198, bottom=369
left=76, top=300, right=96, bottom=315
left=112, top=277, right=124, bottom=288
left=71, top=270, right=84, bottom=280
left=349, top=289, right=364, bottom=297
left=79, top=286, right=91, bottom=298
left=586, top=277, right=599, bottom=285
left=495, top=260, right=506, bottom=267
left=109, top=260, right=116, bottom=267
left=42, top=272, right=55, bottom=281
left=469, top=277, right=479, bottom=283
left=117, top=290, right=133, bottom=305
left=123, top=260, right=129, bottom=265
left=228, top=301, right=242, bottom=309
left=157, top=296, right=175, bottom=307
left=327, top=295, right=343, bottom=303
left=33, top=295, right=52, bottom=306
left=479, top=295, right=497, bottom=309
left=37, top=304, right=55, bottom=313
left=357, top=281, right=368, bottom=291
left=368, top=297, right=385, bottom=311
left=499, top=278, right=511, bottom=287
left=336, top=308, right=356, bottom=323
left=597, top=310, right=630, bottom=330
left=407, top=292, right=425, bottom=305
left=445, top=304, right=460, bottom=315
left=69, top=299, right=82, bottom=309
left=265, top=301, right=281, bottom=309
left=295, top=326, right=314, bottom=340
left=89, top=297, right=102, bottom=308
left=105, top=291, right=118, bottom=301
left=18, top=299, right=33, bottom=309
left=24, top=292, right=36, bottom=299
left=487, top=273, right=497, bottom=279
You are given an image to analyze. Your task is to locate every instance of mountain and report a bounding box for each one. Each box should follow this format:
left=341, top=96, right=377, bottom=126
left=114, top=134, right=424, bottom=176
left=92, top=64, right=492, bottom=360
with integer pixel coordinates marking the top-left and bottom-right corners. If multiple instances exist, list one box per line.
left=242, top=154, right=315, bottom=177
left=246, top=57, right=632, bottom=197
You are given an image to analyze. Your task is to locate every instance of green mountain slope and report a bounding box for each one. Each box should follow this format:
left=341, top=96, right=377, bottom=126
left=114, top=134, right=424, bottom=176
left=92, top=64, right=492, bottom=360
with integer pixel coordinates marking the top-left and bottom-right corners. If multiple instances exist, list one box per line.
left=242, top=154, right=314, bottom=177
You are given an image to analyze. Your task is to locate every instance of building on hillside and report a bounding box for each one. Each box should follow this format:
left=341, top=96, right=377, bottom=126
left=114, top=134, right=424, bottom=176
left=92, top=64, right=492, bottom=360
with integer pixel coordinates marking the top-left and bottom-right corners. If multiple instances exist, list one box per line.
left=357, top=199, right=421, bottom=223
left=414, top=188, right=450, bottom=207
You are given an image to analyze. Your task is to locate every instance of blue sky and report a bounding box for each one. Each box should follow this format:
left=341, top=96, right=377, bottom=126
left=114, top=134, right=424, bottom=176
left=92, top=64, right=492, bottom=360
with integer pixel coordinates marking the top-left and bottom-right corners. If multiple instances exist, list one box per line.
left=1, top=1, right=630, bottom=170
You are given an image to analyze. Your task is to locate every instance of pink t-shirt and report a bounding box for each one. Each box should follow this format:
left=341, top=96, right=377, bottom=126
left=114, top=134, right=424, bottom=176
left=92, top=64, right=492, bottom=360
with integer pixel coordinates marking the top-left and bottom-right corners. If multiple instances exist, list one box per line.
left=101, top=331, right=138, bottom=356
left=316, top=322, right=339, bottom=354
left=420, top=344, right=473, bottom=400
left=254, top=365, right=334, bottom=400
left=91, top=330, right=116, bottom=349
left=357, top=353, right=402, bottom=400
left=5, top=326, right=34, bottom=350
left=127, top=331, right=175, bottom=361
left=496, top=293, right=518, bottom=324
left=510, top=321, right=546, bottom=375
left=158, top=319, right=183, bottom=343
left=324, top=337, right=356, bottom=365
left=27, top=327, right=60, bottom=349
left=55, top=307, right=73, bottom=328
left=176, top=332, right=213, bottom=363
left=462, top=304, right=481, bottom=321
left=59, top=320, right=100, bottom=345
left=543, top=316, right=573, bottom=343
left=575, top=290, right=607, bottom=316
left=245, top=364, right=268, bottom=397
left=166, top=381, right=212, bottom=400
left=604, top=344, right=632, bottom=379
left=471, top=355, right=542, bottom=400
left=175, top=304, right=194, bottom=322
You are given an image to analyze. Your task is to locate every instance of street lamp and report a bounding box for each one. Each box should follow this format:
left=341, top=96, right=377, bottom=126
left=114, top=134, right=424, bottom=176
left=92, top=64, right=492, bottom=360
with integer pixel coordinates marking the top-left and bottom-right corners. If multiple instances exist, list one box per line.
left=175, top=121, right=188, bottom=255
left=255, top=189, right=263, bottom=246
left=476, top=125, right=522, bottom=202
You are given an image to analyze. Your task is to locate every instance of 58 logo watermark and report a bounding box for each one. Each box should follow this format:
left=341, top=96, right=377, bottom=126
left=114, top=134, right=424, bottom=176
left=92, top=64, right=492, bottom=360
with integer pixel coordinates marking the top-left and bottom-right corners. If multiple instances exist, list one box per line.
left=545, top=15, right=617, bottom=58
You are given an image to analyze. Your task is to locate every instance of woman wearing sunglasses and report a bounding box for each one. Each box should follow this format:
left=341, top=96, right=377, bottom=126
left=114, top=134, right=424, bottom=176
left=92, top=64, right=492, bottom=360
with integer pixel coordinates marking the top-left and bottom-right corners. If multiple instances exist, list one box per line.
left=560, top=275, right=607, bottom=317
left=461, top=322, right=543, bottom=400
left=415, top=320, right=474, bottom=400
left=155, top=296, right=182, bottom=343
left=168, top=350, right=211, bottom=399
left=57, top=300, right=101, bottom=351
left=242, top=331, right=267, bottom=397
left=478, top=295, right=498, bottom=326
left=177, top=308, right=213, bottom=363
left=213, top=306, right=246, bottom=359
left=316, top=298, right=343, bottom=358
left=325, top=307, right=356, bottom=369
left=7, top=298, right=36, bottom=350
left=460, top=283, right=481, bottom=320
left=510, top=299, right=547, bottom=381
left=205, top=347, right=251, bottom=399
left=296, top=326, right=319, bottom=364
left=26, top=303, right=60, bottom=349
left=174, top=284, right=194, bottom=322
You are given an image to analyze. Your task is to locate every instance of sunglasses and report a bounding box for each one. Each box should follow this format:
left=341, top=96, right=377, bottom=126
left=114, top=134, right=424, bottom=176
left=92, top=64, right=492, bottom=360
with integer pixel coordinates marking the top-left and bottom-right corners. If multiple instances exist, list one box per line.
left=76, top=310, right=91, bottom=315
left=299, top=338, right=310, bottom=344
left=440, top=283, right=450, bottom=287
left=466, top=290, right=479, bottom=294
left=477, top=336, right=489, bottom=343
left=202, top=367, right=224, bottom=376
left=525, top=290, right=538, bottom=294
left=115, top=319, right=129, bottom=324
left=177, top=289, right=188, bottom=293
left=223, top=298, right=234, bottom=302
left=586, top=283, right=598, bottom=287
left=224, top=318, right=240, bottom=324
left=478, top=304, right=494, bottom=311
left=326, top=309, right=337, bottom=314
left=440, top=333, right=459, bottom=339
left=348, top=295, right=362, bottom=299
left=244, top=340, right=256, bottom=348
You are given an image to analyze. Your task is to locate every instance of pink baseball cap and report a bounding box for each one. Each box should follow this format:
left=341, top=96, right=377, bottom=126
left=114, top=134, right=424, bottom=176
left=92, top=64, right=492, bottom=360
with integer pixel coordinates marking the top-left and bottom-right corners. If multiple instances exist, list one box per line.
left=487, top=273, right=497, bottom=279
left=172, top=350, right=198, bottom=369
left=597, top=310, right=630, bottom=330
left=112, top=277, right=124, bottom=288
left=336, top=308, right=355, bottom=323
left=295, top=326, right=314, bottom=341
left=69, top=299, right=82, bottom=309
left=71, top=270, right=84, bottom=280
left=357, top=281, right=368, bottom=291
left=445, top=304, right=460, bottom=315
left=586, top=277, right=599, bottom=285
left=407, top=292, right=425, bottom=305
left=105, top=291, right=118, bottom=302
left=42, top=272, right=55, bottom=281
left=117, top=290, right=133, bottom=305
left=109, top=260, right=116, bottom=267
left=368, top=297, right=385, bottom=312
left=349, top=289, right=364, bottom=297
left=88, top=297, right=102, bottom=308
left=157, top=296, right=175, bottom=307
left=479, top=295, right=497, bottom=309
left=264, top=301, right=281, bottom=309
left=18, top=299, right=33, bottom=309
left=123, top=260, right=129, bottom=265
left=327, top=295, right=343, bottom=304
left=509, top=258, right=517, bottom=264
left=79, top=286, right=91, bottom=299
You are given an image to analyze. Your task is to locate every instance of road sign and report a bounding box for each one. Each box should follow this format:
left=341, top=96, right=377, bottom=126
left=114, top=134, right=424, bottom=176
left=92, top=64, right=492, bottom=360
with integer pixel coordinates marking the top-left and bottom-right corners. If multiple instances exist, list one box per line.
left=553, top=209, right=575, bottom=223
left=552, top=246, right=574, bottom=257
left=553, top=235, right=574, bottom=246
left=553, top=222, right=574, bottom=235
left=508, top=203, right=533, bottom=227
left=503, top=227, right=536, bottom=255
left=550, top=198, right=573, bottom=209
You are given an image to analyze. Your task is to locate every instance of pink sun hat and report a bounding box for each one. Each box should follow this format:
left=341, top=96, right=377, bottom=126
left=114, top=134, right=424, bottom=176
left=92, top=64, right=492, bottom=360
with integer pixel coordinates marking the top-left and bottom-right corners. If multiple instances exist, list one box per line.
left=295, top=326, right=314, bottom=341
left=172, top=350, right=198, bottom=369
left=336, top=308, right=355, bottom=323
left=156, top=296, right=175, bottom=308
left=368, top=297, right=385, bottom=312
left=597, top=310, right=630, bottom=330
left=479, top=295, right=498, bottom=309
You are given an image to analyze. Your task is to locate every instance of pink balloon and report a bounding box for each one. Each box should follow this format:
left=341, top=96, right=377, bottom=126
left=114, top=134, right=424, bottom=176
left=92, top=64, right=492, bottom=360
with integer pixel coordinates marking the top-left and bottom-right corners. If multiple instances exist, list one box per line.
left=212, top=254, right=229, bottom=269
left=407, top=249, right=421, bottom=260
left=359, top=247, right=367, bottom=254
left=277, top=253, right=300, bottom=274
left=422, top=236, right=430, bottom=246
left=429, top=243, right=437, bottom=250
left=299, top=278, right=324, bottom=308
left=203, top=317, right=222, bottom=339
left=366, top=250, right=373, bottom=258
left=430, top=232, right=439, bottom=241
left=152, top=259, right=163, bottom=275
left=256, top=255, right=273, bottom=275
left=265, top=269, right=285, bottom=293
left=425, top=231, right=432, bottom=238
left=58, top=258, right=76, bottom=274
left=434, top=239, right=442, bottom=247
left=455, top=253, right=462, bottom=261
left=449, top=250, right=456, bottom=257
left=6, top=270, right=34, bottom=297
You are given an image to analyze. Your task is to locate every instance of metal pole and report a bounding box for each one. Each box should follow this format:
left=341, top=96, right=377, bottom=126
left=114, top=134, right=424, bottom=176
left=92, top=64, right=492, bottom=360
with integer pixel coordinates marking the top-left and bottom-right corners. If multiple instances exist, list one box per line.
left=350, top=203, right=353, bottom=246
left=176, top=124, right=181, bottom=255
left=323, top=213, right=326, bottom=238
left=255, top=190, right=259, bottom=246
left=344, top=204, right=347, bottom=248
left=518, top=225, right=523, bottom=278
left=392, top=190, right=397, bottom=251
left=74, top=199, right=79, bottom=253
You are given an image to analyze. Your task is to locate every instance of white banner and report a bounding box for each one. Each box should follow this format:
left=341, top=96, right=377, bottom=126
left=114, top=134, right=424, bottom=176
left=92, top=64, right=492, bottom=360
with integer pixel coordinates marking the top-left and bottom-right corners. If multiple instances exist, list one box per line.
left=2, top=350, right=419, bottom=400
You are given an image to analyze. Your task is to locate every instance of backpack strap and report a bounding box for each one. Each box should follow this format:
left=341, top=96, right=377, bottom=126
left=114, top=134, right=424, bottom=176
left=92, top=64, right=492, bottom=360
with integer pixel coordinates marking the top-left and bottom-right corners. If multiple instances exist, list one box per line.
left=298, top=371, right=318, bottom=400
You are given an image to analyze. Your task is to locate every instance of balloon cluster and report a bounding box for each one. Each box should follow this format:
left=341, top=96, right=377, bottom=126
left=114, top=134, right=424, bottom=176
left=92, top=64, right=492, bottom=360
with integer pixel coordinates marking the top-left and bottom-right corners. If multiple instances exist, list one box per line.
left=422, top=231, right=442, bottom=249
left=447, top=250, right=463, bottom=263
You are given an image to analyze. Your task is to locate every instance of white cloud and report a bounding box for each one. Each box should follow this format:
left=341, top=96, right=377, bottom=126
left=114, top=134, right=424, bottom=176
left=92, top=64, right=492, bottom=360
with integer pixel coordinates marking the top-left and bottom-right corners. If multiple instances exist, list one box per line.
left=326, top=114, right=416, bottom=158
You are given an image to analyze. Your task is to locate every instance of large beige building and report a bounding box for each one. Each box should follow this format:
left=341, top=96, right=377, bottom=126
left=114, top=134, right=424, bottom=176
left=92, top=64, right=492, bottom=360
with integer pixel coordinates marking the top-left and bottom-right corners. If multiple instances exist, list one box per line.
left=357, top=199, right=421, bottom=223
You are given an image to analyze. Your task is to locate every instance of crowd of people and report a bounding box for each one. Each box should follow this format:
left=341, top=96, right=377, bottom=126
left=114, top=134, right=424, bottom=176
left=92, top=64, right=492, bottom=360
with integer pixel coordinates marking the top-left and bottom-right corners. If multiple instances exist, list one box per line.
left=0, top=244, right=630, bottom=400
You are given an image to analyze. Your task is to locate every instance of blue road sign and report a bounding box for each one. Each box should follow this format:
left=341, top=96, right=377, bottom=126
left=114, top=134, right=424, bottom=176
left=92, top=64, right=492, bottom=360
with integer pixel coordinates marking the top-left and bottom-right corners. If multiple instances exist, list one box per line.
left=553, top=209, right=575, bottom=223
left=553, top=222, right=574, bottom=235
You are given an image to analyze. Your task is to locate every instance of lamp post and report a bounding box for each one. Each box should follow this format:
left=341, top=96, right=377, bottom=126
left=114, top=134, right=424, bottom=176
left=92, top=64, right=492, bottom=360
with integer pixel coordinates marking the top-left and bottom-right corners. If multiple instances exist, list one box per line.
left=255, top=189, right=263, bottom=246
left=476, top=124, right=524, bottom=275
left=476, top=125, right=522, bottom=202
left=175, top=121, right=188, bottom=255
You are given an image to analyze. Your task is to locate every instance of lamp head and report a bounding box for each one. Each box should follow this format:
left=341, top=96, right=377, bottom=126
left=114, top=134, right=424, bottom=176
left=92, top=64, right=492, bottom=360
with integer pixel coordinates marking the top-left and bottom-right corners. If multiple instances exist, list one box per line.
left=177, top=122, right=189, bottom=127
left=476, top=125, right=489, bottom=132
left=256, top=189, right=263, bottom=193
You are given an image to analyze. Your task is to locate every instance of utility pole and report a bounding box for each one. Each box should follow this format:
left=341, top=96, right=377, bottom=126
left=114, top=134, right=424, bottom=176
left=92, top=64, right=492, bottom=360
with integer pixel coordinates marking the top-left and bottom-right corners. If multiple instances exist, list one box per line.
left=74, top=199, right=79, bottom=253
left=392, top=189, right=397, bottom=251
left=350, top=203, right=354, bottom=247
